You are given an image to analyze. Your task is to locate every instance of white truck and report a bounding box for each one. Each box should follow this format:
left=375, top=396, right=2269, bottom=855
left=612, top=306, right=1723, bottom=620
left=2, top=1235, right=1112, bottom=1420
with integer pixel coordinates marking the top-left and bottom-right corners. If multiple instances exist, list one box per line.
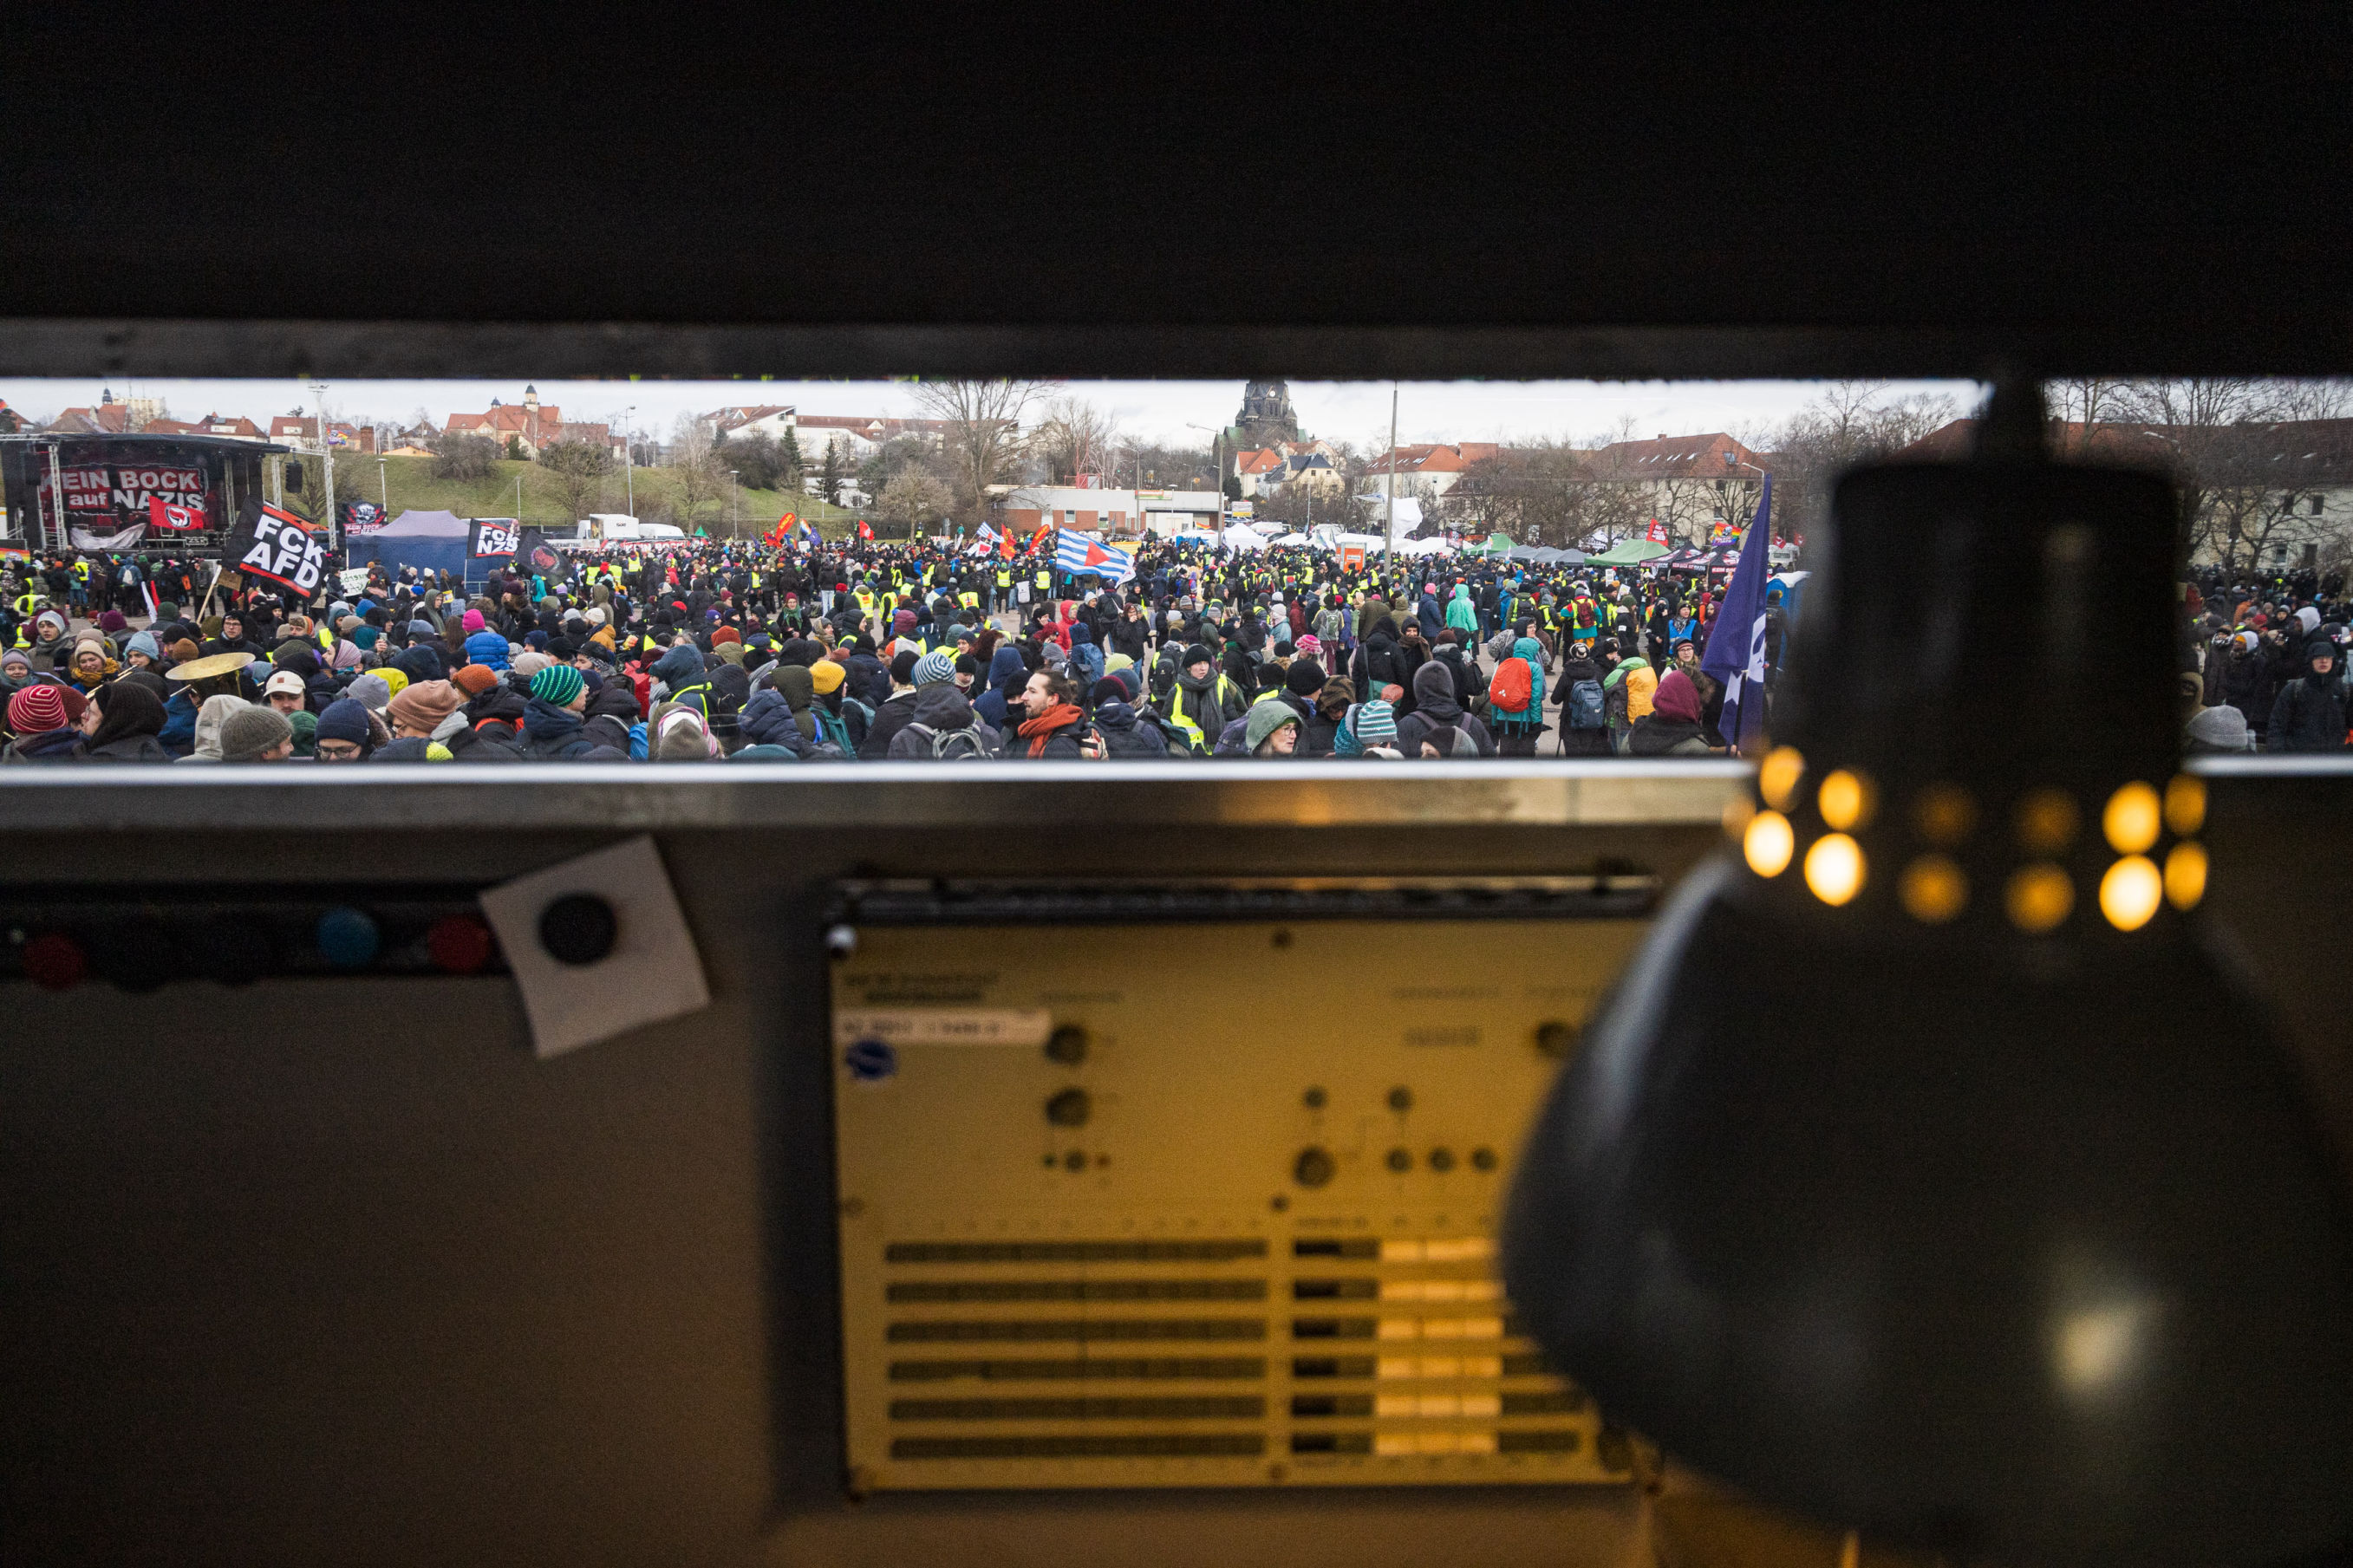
left=566, top=514, right=687, bottom=546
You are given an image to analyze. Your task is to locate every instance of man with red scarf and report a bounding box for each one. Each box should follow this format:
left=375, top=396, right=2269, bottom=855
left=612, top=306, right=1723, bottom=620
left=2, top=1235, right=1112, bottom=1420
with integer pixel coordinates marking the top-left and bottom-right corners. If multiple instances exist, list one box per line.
left=1013, top=668, right=1101, bottom=759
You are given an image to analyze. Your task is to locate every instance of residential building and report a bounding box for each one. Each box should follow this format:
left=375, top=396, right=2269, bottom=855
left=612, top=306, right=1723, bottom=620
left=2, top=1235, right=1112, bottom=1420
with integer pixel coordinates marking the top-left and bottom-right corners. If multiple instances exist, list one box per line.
left=1580, top=432, right=1770, bottom=543
left=1356, top=442, right=1499, bottom=503
left=1900, top=416, right=2353, bottom=570
left=708, top=405, right=798, bottom=442
left=267, top=415, right=380, bottom=455
left=444, top=385, right=619, bottom=458
left=1233, top=449, right=1286, bottom=498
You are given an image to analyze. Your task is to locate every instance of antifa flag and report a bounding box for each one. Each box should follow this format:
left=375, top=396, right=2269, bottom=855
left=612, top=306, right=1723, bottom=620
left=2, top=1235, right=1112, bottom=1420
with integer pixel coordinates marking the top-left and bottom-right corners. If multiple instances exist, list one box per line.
left=468, top=518, right=522, bottom=558
left=147, top=496, right=206, bottom=531
left=225, top=498, right=330, bottom=596
left=342, top=500, right=386, bottom=536
left=516, top=527, right=571, bottom=583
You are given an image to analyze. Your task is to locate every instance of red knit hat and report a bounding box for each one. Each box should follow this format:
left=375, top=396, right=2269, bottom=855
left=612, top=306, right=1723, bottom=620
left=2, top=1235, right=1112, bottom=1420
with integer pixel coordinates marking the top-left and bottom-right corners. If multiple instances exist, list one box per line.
left=451, top=664, right=501, bottom=697
left=713, top=626, right=740, bottom=647
left=8, top=682, right=86, bottom=735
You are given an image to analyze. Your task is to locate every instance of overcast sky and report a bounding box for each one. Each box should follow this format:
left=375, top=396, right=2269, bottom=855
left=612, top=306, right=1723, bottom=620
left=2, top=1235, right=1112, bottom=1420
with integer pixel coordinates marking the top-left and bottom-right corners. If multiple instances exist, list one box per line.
left=0, top=376, right=1982, bottom=451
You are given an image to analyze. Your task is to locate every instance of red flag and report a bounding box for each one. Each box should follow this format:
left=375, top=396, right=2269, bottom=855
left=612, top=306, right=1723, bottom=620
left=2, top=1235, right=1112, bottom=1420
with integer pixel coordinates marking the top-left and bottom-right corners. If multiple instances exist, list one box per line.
left=148, top=495, right=205, bottom=531
left=1028, top=522, right=1053, bottom=550
left=999, top=530, right=1014, bottom=560
left=1646, top=518, right=1669, bottom=544
left=856, top=519, right=873, bottom=540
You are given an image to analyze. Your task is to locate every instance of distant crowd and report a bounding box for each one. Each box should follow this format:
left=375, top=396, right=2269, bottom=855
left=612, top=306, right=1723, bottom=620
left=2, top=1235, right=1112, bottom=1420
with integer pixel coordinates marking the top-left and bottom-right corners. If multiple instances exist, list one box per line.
left=0, top=539, right=2340, bottom=764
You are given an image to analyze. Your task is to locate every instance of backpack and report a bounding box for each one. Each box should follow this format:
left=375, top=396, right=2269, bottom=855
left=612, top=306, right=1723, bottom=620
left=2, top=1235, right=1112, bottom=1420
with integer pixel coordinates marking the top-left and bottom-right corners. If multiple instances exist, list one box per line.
left=906, top=720, right=1001, bottom=760
left=1488, top=657, right=1533, bottom=713
left=1418, top=722, right=1483, bottom=758
left=1365, top=641, right=1405, bottom=691
left=1567, top=678, right=1607, bottom=730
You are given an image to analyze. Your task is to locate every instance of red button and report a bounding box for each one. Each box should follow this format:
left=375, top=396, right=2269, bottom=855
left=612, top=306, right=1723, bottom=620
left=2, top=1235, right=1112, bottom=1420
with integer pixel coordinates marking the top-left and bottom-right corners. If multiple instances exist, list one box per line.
left=23, top=933, right=87, bottom=991
left=427, top=914, right=496, bottom=975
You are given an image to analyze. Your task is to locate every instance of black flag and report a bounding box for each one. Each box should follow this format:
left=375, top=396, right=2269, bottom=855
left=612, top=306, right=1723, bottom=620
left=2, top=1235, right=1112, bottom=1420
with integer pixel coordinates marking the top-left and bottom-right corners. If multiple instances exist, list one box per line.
left=516, top=528, right=570, bottom=584
left=225, top=498, right=329, bottom=596
left=467, top=518, right=521, bottom=559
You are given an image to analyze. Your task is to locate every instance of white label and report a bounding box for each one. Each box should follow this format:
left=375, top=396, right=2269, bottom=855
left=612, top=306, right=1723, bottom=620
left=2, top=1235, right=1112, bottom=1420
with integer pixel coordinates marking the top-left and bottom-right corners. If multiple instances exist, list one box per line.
left=832, top=1009, right=1053, bottom=1048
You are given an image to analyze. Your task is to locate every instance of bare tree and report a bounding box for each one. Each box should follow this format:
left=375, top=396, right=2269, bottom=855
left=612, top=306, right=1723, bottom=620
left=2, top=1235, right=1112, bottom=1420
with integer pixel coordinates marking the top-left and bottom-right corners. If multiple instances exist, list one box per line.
left=1760, top=382, right=1964, bottom=551
left=877, top=469, right=954, bottom=533
left=907, top=379, right=1053, bottom=521
left=668, top=411, right=727, bottom=530
left=539, top=439, right=616, bottom=524
left=1035, top=396, right=1124, bottom=484
left=2109, top=379, right=2353, bottom=572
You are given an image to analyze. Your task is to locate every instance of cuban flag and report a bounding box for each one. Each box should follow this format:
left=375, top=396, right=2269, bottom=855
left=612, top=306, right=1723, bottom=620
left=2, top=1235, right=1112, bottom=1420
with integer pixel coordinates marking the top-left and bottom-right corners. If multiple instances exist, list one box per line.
left=1054, top=528, right=1135, bottom=586
left=1699, top=474, right=1772, bottom=754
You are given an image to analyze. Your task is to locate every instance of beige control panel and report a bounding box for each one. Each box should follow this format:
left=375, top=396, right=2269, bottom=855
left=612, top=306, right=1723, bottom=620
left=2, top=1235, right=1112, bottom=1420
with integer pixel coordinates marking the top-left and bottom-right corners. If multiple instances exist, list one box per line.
left=827, top=906, right=1649, bottom=1491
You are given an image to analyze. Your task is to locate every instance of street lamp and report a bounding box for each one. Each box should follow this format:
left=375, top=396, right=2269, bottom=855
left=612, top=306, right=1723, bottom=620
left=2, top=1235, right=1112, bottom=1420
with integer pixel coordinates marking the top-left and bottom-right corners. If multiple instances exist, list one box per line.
left=728, top=470, right=740, bottom=538
left=624, top=405, right=636, bottom=518
left=1184, top=421, right=1227, bottom=541
left=376, top=456, right=388, bottom=515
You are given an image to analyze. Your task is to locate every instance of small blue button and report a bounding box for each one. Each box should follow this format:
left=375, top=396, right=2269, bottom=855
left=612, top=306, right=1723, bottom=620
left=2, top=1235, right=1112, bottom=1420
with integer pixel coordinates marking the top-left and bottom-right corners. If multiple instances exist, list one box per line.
left=844, top=1037, right=897, bottom=1083
left=316, top=907, right=380, bottom=969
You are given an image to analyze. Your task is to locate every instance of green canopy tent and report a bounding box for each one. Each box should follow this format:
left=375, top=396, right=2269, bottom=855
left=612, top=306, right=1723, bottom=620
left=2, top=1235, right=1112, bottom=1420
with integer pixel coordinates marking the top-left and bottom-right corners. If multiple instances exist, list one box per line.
left=1476, top=533, right=1515, bottom=557
left=1585, top=537, right=1672, bottom=566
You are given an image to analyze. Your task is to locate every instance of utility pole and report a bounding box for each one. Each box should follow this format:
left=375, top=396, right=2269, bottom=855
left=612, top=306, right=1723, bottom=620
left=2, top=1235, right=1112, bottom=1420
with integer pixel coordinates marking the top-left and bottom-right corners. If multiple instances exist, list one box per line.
left=377, top=457, right=388, bottom=514
left=310, top=380, right=336, bottom=552
left=624, top=405, right=636, bottom=518
left=1384, top=384, right=1398, bottom=560
left=729, top=470, right=740, bottom=538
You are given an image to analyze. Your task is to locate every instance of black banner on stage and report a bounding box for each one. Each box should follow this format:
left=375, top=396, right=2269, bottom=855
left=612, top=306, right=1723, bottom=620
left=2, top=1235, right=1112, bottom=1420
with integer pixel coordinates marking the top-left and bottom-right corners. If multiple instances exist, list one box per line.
left=225, top=498, right=330, bottom=596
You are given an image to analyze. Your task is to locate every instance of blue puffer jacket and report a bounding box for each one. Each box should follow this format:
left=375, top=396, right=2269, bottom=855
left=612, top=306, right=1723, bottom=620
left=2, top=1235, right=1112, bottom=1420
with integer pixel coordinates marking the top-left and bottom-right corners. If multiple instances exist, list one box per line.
left=738, top=688, right=818, bottom=758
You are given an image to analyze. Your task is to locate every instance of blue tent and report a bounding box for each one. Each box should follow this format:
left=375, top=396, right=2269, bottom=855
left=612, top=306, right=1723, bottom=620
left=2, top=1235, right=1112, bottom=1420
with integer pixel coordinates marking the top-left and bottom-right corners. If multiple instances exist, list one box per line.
left=347, top=510, right=470, bottom=579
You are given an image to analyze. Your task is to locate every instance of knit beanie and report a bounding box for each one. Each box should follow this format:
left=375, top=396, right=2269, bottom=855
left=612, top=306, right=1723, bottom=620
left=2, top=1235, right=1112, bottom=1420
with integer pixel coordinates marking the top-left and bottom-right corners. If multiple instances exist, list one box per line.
left=452, top=664, right=501, bottom=697
left=388, top=679, right=463, bottom=732
left=1090, top=677, right=1127, bottom=706
left=1183, top=644, right=1213, bottom=669
left=127, top=630, right=160, bottom=662
left=890, top=650, right=921, bottom=686
left=809, top=660, right=846, bottom=695
left=1354, top=699, right=1398, bottom=745
left=531, top=663, right=585, bottom=708
left=1285, top=660, right=1326, bottom=697
left=7, top=682, right=78, bottom=734
left=219, top=702, right=295, bottom=762
left=461, top=608, right=486, bottom=634
left=512, top=651, right=554, bottom=680
left=344, top=673, right=390, bottom=714
left=315, top=698, right=372, bottom=747
left=914, top=649, right=957, bottom=687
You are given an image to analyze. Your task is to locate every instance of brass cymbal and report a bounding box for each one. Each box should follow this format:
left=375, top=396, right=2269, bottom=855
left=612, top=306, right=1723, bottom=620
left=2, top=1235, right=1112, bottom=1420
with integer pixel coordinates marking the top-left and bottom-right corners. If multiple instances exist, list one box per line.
left=165, top=650, right=256, bottom=681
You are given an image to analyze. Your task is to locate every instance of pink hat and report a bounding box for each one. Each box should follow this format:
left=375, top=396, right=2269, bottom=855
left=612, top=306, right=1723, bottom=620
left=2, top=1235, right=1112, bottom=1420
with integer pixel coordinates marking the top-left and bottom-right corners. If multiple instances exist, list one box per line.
left=461, top=608, right=486, bottom=633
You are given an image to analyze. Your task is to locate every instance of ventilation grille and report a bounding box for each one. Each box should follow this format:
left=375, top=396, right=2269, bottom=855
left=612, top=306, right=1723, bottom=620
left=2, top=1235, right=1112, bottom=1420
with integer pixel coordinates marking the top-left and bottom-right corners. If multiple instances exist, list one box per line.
left=871, top=1233, right=1614, bottom=1480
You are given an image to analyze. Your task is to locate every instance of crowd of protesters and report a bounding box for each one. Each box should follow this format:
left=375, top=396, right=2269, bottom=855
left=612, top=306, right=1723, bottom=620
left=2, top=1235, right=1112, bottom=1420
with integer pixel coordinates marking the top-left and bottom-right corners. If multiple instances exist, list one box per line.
left=0, top=536, right=2341, bottom=764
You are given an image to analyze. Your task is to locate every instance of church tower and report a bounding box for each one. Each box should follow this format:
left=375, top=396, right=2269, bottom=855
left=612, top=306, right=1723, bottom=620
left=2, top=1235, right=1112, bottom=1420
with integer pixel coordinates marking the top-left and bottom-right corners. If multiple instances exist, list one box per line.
left=1232, top=381, right=1301, bottom=448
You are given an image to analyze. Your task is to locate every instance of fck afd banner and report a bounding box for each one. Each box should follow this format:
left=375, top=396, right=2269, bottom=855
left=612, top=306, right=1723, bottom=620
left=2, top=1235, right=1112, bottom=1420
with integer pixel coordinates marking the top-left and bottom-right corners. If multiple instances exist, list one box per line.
left=225, top=498, right=330, bottom=596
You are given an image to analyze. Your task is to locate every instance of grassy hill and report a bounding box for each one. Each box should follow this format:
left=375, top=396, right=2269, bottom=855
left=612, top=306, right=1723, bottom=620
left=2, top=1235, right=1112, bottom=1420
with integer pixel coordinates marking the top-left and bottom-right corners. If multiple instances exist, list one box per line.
left=328, top=455, right=862, bottom=538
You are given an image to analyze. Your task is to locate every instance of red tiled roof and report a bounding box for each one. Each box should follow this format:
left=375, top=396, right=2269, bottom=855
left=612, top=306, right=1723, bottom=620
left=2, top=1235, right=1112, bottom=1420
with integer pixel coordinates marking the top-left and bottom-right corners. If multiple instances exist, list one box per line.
left=1585, top=432, right=1767, bottom=480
